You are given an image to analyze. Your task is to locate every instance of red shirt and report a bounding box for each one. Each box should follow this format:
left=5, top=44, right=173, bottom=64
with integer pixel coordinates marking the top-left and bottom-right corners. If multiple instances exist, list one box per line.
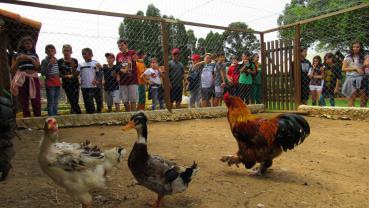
left=116, top=50, right=138, bottom=85
left=227, top=64, right=240, bottom=84
left=46, top=75, right=61, bottom=87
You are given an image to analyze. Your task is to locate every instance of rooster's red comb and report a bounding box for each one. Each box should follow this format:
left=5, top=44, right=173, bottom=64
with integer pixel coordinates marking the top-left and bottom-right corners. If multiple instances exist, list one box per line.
left=223, top=92, right=230, bottom=100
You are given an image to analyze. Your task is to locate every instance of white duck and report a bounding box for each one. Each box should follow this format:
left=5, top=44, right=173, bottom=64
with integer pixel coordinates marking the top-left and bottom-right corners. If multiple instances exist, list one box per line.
left=38, top=117, right=126, bottom=208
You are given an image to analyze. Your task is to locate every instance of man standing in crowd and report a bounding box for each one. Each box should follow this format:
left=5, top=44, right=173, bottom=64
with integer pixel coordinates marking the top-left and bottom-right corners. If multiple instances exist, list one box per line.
left=168, top=48, right=184, bottom=109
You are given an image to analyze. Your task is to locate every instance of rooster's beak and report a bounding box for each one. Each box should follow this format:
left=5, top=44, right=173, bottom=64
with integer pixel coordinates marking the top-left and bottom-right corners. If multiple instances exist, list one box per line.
left=122, top=121, right=135, bottom=131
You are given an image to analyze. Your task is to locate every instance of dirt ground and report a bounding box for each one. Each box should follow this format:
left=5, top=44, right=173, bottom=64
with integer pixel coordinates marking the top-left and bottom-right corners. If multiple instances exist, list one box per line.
left=1, top=113, right=369, bottom=208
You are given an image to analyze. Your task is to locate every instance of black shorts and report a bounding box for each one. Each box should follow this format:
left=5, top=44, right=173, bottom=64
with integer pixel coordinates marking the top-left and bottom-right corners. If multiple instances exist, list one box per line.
left=171, top=85, right=183, bottom=102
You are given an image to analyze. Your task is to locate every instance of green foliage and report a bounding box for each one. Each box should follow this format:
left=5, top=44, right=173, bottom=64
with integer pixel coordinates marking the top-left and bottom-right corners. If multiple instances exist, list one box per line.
left=278, top=0, right=369, bottom=51
left=118, top=4, right=259, bottom=65
left=223, top=22, right=259, bottom=58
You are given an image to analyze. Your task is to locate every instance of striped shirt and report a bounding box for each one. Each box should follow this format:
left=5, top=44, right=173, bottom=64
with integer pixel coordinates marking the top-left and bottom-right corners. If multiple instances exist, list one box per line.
left=41, top=57, right=60, bottom=77
left=13, top=52, right=39, bottom=71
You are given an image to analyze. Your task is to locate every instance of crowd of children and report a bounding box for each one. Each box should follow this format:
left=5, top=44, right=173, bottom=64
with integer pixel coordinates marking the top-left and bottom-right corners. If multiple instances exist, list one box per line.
left=9, top=36, right=368, bottom=117
left=301, top=41, right=369, bottom=107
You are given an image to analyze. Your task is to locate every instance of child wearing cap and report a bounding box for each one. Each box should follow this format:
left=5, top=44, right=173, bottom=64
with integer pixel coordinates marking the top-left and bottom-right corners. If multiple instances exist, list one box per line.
left=169, top=48, right=184, bottom=108
left=187, top=53, right=202, bottom=108
left=77, top=48, right=103, bottom=114
left=41, top=44, right=61, bottom=116
left=102, top=53, right=121, bottom=112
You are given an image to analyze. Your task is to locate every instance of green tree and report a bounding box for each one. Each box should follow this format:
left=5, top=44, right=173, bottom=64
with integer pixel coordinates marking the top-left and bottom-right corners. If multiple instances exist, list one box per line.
left=118, top=11, right=145, bottom=50
left=144, top=4, right=162, bottom=63
left=278, top=0, right=369, bottom=51
left=223, top=22, right=259, bottom=58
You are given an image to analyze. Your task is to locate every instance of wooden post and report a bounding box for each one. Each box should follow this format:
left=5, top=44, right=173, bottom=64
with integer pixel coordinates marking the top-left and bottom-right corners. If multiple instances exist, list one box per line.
left=0, top=18, right=11, bottom=97
left=293, top=24, right=302, bottom=108
left=160, top=21, right=172, bottom=112
left=260, top=33, right=267, bottom=108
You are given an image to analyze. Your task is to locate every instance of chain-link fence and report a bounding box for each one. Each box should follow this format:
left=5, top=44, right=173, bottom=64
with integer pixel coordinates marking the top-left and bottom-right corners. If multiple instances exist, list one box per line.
left=1, top=1, right=262, bottom=117
left=2, top=1, right=369, bottom=118
left=263, top=2, right=369, bottom=109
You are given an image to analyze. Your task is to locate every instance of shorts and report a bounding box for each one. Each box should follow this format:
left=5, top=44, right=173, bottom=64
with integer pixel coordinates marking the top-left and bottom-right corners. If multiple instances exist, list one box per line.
left=105, top=90, right=120, bottom=106
left=138, top=84, right=146, bottom=104
left=120, top=84, right=138, bottom=103
left=309, top=85, right=323, bottom=91
left=171, top=85, right=183, bottom=102
left=201, top=87, right=213, bottom=101
left=214, top=85, right=224, bottom=98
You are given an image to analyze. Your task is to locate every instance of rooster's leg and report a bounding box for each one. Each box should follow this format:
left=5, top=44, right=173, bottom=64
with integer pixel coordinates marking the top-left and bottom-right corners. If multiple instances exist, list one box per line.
left=252, top=160, right=273, bottom=176
left=82, top=203, right=92, bottom=208
left=54, top=188, right=60, bottom=204
left=220, top=155, right=241, bottom=167
left=148, top=194, right=164, bottom=208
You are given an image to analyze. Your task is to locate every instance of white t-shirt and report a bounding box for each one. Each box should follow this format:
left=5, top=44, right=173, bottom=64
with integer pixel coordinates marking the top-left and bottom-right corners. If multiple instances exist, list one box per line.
left=77, top=60, right=100, bottom=88
left=143, top=68, right=162, bottom=87
left=201, top=63, right=216, bottom=88
left=344, top=55, right=362, bottom=77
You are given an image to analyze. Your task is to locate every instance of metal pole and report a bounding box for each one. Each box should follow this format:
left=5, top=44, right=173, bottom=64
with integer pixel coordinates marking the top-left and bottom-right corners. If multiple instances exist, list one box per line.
left=160, top=21, right=172, bottom=112
left=293, top=24, right=302, bottom=108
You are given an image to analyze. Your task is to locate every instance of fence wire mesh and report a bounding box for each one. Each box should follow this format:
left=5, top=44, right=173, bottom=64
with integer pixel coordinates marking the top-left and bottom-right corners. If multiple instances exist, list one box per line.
left=2, top=2, right=369, bottom=118
left=273, top=4, right=369, bottom=108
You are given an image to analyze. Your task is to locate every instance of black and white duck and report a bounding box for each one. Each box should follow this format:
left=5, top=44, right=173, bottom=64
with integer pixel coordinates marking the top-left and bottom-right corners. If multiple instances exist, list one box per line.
left=123, top=112, right=199, bottom=207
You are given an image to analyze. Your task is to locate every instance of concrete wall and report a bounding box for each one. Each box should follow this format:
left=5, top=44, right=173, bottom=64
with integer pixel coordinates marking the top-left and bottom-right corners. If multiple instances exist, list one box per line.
left=17, top=105, right=265, bottom=129
left=298, top=105, right=369, bottom=121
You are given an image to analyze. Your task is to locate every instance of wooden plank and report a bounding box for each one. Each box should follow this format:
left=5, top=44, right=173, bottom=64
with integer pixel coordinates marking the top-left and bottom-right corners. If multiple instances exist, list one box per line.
left=271, top=41, right=277, bottom=110
left=267, top=41, right=272, bottom=109
left=260, top=33, right=267, bottom=108
left=288, top=41, right=294, bottom=110
left=275, top=40, right=280, bottom=110
left=293, top=24, right=302, bottom=109
left=262, top=2, right=369, bottom=33
left=280, top=40, right=285, bottom=110
left=160, top=21, right=172, bottom=112
left=0, top=0, right=261, bottom=34
left=283, top=41, right=289, bottom=110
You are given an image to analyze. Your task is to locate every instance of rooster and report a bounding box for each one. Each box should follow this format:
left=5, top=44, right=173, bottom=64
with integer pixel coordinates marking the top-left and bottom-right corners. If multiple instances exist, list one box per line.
left=220, top=93, right=310, bottom=176
left=39, top=118, right=126, bottom=208
left=0, top=96, right=16, bottom=181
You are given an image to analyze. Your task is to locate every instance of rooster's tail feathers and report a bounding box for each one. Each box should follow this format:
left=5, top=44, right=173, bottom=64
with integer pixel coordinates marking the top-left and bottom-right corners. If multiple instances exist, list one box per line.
left=276, top=114, right=310, bottom=151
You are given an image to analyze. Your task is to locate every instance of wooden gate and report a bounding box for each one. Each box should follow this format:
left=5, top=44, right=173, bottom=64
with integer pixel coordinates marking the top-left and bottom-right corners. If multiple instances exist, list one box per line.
left=262, top=40, right=296, bottom=110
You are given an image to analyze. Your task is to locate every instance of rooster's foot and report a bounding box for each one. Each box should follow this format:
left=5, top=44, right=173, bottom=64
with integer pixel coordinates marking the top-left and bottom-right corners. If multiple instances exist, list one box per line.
left=220, top=155, right=241, bottom=167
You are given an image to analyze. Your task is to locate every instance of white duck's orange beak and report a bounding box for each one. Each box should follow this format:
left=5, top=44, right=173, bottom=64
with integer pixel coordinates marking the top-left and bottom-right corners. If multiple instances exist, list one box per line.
left=122, top=120, right=135, bottom=131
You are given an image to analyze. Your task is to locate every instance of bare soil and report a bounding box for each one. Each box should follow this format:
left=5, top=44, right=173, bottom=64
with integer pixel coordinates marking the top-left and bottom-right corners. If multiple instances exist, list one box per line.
left=1, top=113, right=369, bottom=208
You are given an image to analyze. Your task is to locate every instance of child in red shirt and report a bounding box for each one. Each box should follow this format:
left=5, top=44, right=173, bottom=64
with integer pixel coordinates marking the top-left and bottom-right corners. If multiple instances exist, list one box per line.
left=226, top=55, right=240, bottom=96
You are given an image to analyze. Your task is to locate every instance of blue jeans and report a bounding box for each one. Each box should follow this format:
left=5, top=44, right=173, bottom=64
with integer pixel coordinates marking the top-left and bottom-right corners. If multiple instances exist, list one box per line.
left=319, top=94, right=335, bottom=106
left=150, top=87, right=164, bottom=110
left=189, top=87, right=201, bottom=108
left=46, top=86, right=60, bottom=116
